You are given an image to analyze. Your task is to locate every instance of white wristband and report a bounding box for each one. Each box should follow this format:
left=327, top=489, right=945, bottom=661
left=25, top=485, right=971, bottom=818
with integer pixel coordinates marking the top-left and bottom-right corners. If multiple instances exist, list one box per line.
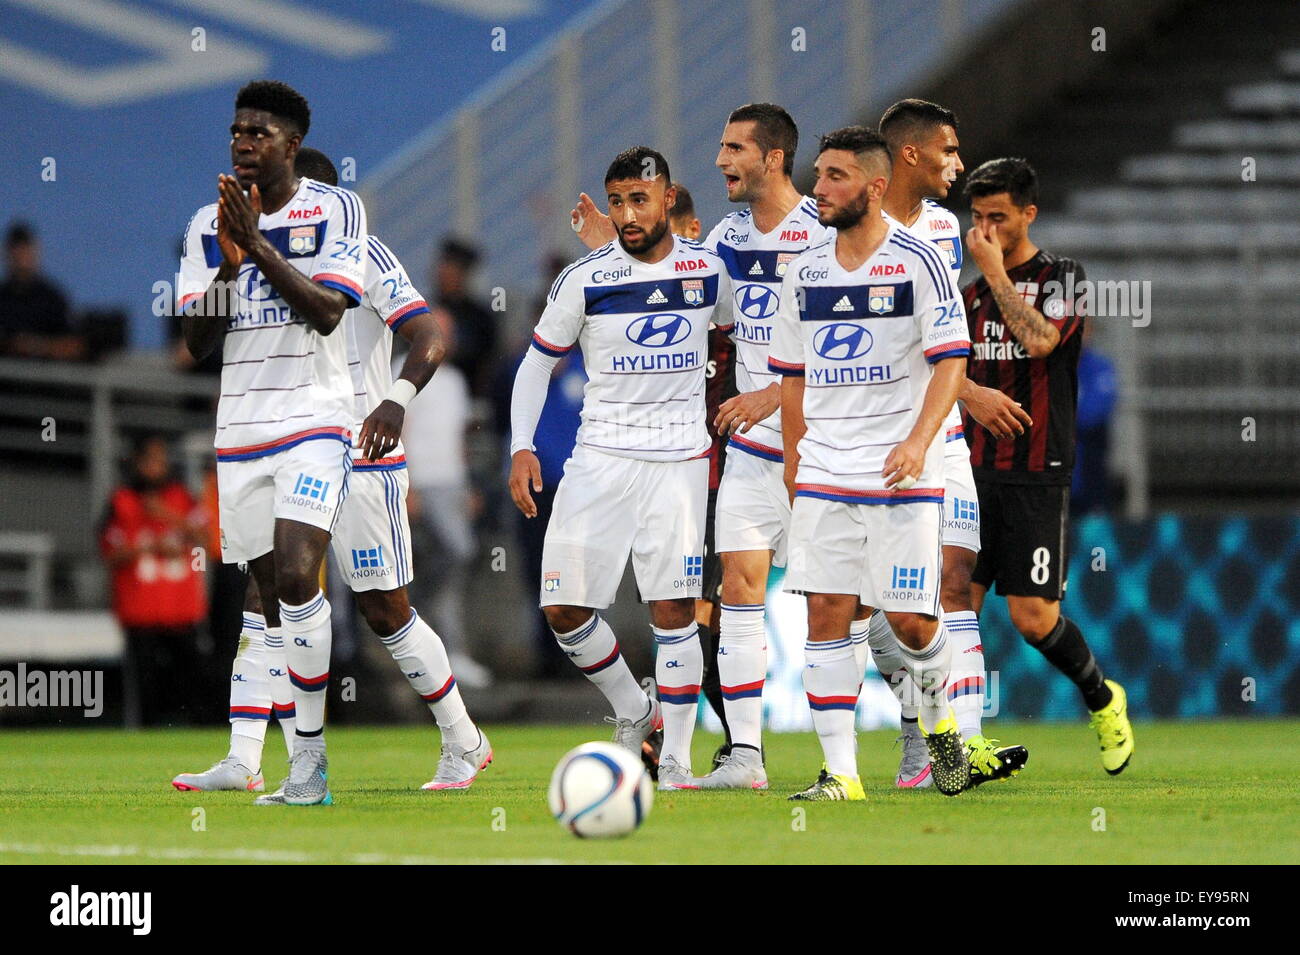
left=386, top=378, right=418, bottom=408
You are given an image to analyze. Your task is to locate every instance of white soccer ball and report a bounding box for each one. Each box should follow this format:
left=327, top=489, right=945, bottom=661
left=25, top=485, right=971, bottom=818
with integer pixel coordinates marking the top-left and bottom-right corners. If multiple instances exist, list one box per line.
left=548, top=741, right=653, bottom=838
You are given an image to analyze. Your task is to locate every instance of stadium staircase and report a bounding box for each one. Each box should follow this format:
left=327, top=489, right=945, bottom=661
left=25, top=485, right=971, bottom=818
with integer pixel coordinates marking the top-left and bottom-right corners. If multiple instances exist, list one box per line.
left=1011, top=0, right=1300, bottom=507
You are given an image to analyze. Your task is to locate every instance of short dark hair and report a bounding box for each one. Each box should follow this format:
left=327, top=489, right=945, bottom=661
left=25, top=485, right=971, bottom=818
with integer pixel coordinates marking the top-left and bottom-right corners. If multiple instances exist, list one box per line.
left=604, top=146, right=671, bottom=187
left=235, top=80, right=311, bottom=137
left=727, top=102, right=799, bottom=177
left=294, top=147, right=338, bottom=186
left=818, top=125, right=892, bottom=170
left=963, top=157, right=1039, bottom=207
left=878, top=98, right=958, bottom=153
left=669, top=182, right=695, bottom=221
left=440, top=236, right=480, bottom=268
left=5, top=221, right=34, bottom=248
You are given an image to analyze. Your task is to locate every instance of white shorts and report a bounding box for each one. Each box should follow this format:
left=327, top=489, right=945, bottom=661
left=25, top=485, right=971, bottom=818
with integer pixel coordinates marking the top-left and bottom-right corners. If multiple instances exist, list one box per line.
left=942, top=450, right=981, bottom=553
left=784, top=495, right=943, bottom=615
left=329, top=461, right=413, bottom=592
left=217, top=436, right=352, bottom=564
left=541, top=445, right=708, bottom=609
left=715, top=446, right=791, bottom=567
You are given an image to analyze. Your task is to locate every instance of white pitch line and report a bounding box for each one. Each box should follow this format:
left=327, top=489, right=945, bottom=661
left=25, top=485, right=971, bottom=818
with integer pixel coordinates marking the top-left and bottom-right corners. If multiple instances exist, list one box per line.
left=0, top=842, right=628, bottom=865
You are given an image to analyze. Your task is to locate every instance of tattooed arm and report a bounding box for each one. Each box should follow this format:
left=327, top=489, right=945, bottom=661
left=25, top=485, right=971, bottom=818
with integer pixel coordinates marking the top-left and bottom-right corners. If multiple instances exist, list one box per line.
left=966, top=224, right=1060, bottom=359
left=985, top=275, right=1060, bottom=358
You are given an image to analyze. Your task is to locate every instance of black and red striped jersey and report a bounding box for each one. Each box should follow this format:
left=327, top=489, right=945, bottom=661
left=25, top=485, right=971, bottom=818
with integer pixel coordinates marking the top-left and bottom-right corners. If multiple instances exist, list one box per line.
left=962, top=250, right=1085, bottom=485
left=704, top=325, right=737, bottom=489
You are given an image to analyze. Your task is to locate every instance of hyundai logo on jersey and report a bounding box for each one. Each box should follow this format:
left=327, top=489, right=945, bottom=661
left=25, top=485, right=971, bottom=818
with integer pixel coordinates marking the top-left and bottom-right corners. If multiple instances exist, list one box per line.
left=813, top=323, right=873, bottom=360
left=241, top=264, right=277, bottom=302
left=626, top=313, right=692, bottom=348
left=736, top=283, right=778, bottom=319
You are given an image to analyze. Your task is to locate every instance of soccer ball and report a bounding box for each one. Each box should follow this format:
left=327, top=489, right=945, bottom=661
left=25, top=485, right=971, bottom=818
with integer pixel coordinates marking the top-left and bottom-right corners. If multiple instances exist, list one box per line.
left=548, top=742, right=654, bottom=838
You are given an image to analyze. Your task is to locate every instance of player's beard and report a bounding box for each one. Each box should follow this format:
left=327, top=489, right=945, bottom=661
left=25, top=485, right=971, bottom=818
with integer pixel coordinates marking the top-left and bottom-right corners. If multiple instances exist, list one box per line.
left=819, top=188, right=871, bottom=230
left=617, top=216, right=669, bottom=255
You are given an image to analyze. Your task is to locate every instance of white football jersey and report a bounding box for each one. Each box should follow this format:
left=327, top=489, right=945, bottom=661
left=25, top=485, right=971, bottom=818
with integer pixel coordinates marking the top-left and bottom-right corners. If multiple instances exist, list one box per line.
left=704, top=197, right=828, bottom=462
left=882, top=199, right=967, bottom=452
left=344, top=235, right=431, bottom=469
left=178, top=177, right=367, bottom=460
left=531, top=235, right=733, bottom=462
left=768, top=220, right=970, bottom=501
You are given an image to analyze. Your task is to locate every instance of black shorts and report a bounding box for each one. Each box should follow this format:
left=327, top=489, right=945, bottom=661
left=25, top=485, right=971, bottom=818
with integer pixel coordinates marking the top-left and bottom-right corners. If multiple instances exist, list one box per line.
left=701, top=487, right=723, bottom=604
left=971, top=480, right=1070, bottom=600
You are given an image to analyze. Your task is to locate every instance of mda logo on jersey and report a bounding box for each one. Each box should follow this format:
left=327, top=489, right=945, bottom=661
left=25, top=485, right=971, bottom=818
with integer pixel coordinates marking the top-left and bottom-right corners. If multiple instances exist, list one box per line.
left=626, top=313, right=691, bottom=348
left=813, top=323, right=873, bottom=360
left=681, top=278, right=704, bottom=305
left=868, top=285, right=895, bottom=314
left=735, top=283, right=778, bottom=320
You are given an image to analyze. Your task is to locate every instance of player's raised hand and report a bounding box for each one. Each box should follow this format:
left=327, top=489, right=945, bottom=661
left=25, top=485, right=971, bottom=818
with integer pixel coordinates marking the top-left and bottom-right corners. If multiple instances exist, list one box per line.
left=509, top=449, right=544, bottom=518
left=215, top=193, right=245, bottom=267
left=882, top=436, right=926, bottom=490
left=965, top=223, right=1004, bottom=278
left=358, top=400, right=404, bottom=461
left=218, top=174, right=263, bottom=254
left=963, top=383, right=1032, bottom=440
left=715, top=383, right=781, bottom=435
left=570, top=193, right=616, bottom=251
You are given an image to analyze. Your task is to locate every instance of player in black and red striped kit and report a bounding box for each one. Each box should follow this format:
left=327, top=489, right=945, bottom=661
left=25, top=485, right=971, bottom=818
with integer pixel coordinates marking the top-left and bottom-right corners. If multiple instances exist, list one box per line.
left=960, top=157, right=1135, bottom=775
left=669, top=183, right=740, bottom=764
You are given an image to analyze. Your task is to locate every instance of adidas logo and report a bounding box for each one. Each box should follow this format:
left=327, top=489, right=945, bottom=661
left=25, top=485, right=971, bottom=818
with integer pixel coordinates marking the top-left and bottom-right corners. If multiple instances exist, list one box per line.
left=748, top=261, right=764, bottom=276
left=833, top=295, right=853, bottom=312
left=646, top=287, right=669, bottom=305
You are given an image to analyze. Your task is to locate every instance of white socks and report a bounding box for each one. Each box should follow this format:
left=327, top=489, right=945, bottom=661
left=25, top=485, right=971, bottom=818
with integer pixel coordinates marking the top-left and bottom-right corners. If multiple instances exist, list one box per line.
left=897, top=622, right=954, bottom=731
left=554, top=614, right=648, bottom=721
left=381, top=609, right=478, bottom=749
left=803, top=637, right=860, bottom=778
left=718, top=604, right=767, bottom=751
left=281, top=591, right=332, bottom=741
left=867, top=609, right=918, bottom=717
left=944, top=610, right=985, bottom=738
left=654, top=623, right=702, bottom=768
left=265, top=626, right=296, bottom=753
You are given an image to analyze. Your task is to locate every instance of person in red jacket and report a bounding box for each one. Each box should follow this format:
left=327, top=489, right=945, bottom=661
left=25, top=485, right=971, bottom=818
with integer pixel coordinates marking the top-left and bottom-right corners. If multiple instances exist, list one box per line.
left=100, top=434, right=209, bottom=726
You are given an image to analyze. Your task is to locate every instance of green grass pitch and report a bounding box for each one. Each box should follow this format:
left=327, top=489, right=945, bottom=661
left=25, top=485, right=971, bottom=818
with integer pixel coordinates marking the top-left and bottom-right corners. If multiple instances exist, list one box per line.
left=1, top=720, right=1295, bottom=864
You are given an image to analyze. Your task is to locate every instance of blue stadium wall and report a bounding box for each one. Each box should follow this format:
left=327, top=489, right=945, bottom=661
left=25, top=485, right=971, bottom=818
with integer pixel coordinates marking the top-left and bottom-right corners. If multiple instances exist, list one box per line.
left=972, top=514, right=1298, bottom=720
left=742, top=513, right=1299, bottom=731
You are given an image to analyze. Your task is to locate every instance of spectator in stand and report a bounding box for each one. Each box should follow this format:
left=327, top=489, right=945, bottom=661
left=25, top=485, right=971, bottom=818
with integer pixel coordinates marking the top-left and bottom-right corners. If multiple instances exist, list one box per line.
left=433, top=237, right=498, bottom=397
left=0, top=222, right=85, bottom=361
left=401, top=307, right=493, bottom=688
left=1072, top=324, right=1119, bottom=515
left=99, top=434, right=211, bottom=726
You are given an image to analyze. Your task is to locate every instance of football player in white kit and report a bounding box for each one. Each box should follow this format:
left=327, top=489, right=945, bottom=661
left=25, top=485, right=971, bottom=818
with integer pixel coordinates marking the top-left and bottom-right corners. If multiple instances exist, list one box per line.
left=866, top=99, right=1031, bottom=788
left=178, top=81, right=365, bottom=806
left=570, top=105, right=831, bottom=790
left=510, top=147, right=733, bottom=791
left=770, top=126, right=973, bottom=799
left=174, top=148, right=490, bottom=799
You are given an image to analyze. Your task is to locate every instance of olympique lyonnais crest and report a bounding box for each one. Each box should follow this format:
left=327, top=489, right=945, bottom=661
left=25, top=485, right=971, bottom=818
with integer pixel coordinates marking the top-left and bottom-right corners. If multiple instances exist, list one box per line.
left=288, top=226, right=316, bottom=254
left=543, top=571, right=561, bottom=592
left=867, top=285, right=894, bottom=314
left=776, top=252, right=797, bottom=277
left=681, top=278, right=704, bottom=306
